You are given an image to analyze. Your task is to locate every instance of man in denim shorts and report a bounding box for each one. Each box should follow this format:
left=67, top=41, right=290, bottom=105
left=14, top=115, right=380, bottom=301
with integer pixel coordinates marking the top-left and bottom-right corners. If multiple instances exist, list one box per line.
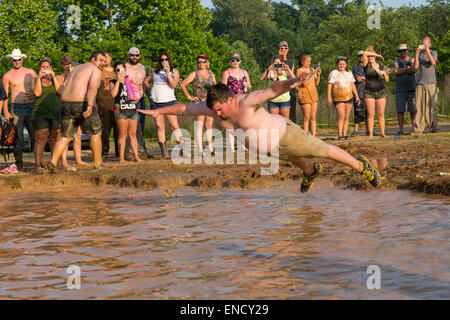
left=47, top=51, right=106, bottom=172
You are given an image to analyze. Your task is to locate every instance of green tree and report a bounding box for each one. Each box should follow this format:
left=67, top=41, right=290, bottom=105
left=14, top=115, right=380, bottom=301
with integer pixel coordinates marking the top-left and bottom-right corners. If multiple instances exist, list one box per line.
left=0, top=0, right=63, bottom=74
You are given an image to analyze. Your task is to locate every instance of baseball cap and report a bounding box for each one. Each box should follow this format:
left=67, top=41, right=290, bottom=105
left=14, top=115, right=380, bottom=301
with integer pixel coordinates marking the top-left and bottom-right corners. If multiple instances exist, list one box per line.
left=357, top=50, right=364, bottom=56
left=197, top=54, right=207, bottom=60
left=279, top=41, right=288, bottom=47
left=128, top=47, right=140, bottom=55
left=230, top=53, right=241, bottom=60
left=61, top=56, right=73, bottom=66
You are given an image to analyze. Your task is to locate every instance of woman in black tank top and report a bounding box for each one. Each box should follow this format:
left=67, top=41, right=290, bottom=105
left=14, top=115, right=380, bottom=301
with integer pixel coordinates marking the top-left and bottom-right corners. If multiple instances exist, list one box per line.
left=362, top=46, right=389, bottom=138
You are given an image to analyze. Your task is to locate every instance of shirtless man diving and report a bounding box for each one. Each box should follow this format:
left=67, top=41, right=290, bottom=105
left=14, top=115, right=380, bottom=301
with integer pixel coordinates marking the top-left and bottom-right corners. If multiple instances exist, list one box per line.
left=47, top=51, right=106, bottom=172
left=139, top=75, right=381, bottom=193
left=2, top=49, right=37, bottom=171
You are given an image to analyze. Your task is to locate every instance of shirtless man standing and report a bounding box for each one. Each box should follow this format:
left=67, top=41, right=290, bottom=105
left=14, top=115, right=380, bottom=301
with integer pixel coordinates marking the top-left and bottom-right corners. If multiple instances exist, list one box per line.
left=56, top=56, right=89, bottom=169
left=139, top=77, right=382, bottom=193
left=125, top=47, right=149, bottom=158
left=2, top=49, right=37, bottom=171
left=47, top=51, right=106, bottom=172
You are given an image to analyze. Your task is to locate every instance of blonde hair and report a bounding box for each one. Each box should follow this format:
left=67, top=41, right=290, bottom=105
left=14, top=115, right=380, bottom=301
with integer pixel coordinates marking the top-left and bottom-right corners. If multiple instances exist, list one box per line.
left=195, top=58, right=210, bottom=70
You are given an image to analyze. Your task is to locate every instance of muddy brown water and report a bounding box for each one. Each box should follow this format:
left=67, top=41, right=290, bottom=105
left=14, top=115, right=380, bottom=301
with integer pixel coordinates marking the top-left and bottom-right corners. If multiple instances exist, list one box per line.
left=0, top=182, right=448, bottom=299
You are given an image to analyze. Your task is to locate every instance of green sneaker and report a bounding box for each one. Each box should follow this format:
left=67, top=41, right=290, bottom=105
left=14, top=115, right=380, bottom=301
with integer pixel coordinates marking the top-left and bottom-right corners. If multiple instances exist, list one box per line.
left=300, top=163, right=323, bottom=193
left=357, top=156, right=381, bottom=188
left=46, top=161, right=57, bottom=174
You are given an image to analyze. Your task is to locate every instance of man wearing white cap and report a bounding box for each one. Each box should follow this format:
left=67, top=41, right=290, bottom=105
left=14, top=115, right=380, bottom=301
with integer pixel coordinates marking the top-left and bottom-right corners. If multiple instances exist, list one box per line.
left=393, top=44, right=416, bottom=134
left=2, top=49, right=38, bottom=171
left=125, top=47, right=150, bottom=159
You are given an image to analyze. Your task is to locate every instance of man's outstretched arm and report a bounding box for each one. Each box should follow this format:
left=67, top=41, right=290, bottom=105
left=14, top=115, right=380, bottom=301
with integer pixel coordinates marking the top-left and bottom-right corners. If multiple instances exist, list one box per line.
left=242, top=70, right=309, bottom=108
left=138, top=101, right=216, bottom=118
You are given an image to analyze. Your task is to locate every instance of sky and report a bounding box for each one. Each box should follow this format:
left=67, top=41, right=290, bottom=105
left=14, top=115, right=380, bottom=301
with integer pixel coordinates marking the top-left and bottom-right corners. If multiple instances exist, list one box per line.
left=200, top=0, right=429, bottom=9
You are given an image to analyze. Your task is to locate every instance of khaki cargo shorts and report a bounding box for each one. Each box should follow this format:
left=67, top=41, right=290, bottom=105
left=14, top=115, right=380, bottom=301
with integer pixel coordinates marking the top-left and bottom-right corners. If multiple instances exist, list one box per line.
left=278, top=119, right=331, bottom=161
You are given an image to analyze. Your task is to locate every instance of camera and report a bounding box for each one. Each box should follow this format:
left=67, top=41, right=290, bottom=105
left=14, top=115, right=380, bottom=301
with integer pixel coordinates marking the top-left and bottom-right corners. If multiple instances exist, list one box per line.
left=418, top=44, right=427, bottom=50
left=42, top=69, right=51, bottom=75
left=274, top=63, right=283, bottom=68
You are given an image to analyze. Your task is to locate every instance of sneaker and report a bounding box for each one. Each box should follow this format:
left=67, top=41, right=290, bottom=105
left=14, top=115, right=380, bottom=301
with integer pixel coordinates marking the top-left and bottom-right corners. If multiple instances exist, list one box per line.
left=357, top=156, right=381, bottom=188
left=46, top=161, right=57, bottom=174
left=300, top=163, right=323, bottom=193
left=0, top=164, right=18, bottom=174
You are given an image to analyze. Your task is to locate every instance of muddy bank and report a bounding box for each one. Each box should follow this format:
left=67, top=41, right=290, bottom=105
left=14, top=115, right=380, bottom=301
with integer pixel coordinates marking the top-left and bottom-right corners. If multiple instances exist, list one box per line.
left=1, top=134, right=449, bottom=196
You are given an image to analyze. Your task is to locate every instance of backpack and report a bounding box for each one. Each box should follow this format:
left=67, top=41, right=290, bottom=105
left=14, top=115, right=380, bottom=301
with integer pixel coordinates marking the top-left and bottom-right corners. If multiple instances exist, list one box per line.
left=0, top=118, right=18, bottom=162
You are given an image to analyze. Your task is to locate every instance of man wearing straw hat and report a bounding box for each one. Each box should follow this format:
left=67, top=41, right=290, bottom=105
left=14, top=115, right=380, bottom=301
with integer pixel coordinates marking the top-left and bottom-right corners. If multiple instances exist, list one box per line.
left=393, top=44, right=416, bottom=135
left=2, top=49, right=37, bottom=172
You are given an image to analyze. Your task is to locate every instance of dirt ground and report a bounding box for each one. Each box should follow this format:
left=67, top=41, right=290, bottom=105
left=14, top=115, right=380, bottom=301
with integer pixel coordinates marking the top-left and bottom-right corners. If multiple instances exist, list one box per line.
left=1, top=129, right=448, bottom=196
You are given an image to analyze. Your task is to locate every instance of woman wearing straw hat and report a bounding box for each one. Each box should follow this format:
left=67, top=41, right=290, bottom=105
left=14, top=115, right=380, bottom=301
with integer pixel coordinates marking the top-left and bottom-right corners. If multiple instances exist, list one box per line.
left=362, top=46, right=389, bottom=138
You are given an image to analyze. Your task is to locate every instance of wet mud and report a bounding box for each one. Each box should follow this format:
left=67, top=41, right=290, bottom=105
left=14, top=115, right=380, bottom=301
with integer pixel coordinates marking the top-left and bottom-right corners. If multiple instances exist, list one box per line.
left=1, top=134, right=449, bottom=196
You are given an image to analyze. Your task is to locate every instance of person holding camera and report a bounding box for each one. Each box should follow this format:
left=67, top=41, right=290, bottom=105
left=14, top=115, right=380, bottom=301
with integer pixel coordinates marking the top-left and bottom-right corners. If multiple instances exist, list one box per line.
left=260, top=55, right=295, bottom=119
left=109, top=62, right=141, bottom=163
left=296, top=54, right=321, bottom=137
left=327, top=56, right=360, bottom=140
left=32, top=57, right=64, bottom=172
left=413, top=36, right=438, bottom=135
left=362, top=46, right=389, bottom=138
left=144, top=52, right=184, bottom=158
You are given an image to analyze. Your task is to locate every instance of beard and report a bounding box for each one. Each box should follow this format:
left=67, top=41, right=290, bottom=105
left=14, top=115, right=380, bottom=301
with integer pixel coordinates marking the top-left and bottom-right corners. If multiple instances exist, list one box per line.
left=128, top=58, right=139, bottom=65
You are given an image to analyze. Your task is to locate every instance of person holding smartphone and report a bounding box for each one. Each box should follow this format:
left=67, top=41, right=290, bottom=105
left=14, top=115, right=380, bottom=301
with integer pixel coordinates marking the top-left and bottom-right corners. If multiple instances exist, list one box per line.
left=144, top=52, right=184, bottom=158
left=296, top=54, right=321, bottom=137
left=260, top=55, right=295, bottom=119
left=109, top=62, right=141, bottom=163
left=32, top=57, right=64, bottom=172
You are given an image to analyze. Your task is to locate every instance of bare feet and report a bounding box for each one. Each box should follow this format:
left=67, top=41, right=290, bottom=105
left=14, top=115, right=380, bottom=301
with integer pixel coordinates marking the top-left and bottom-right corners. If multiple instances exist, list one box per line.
left=119, top=159, right=126, bottom=163
left=135, top=158, right=143, bottom=163
left=76, top=161, right=90, bottom=166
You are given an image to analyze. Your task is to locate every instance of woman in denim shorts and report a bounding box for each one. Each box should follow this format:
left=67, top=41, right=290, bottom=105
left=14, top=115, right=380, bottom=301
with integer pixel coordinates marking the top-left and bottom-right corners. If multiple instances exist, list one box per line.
left=260, top=55, right=295, bottom=119
left=110, top=62, right=141, bottom=163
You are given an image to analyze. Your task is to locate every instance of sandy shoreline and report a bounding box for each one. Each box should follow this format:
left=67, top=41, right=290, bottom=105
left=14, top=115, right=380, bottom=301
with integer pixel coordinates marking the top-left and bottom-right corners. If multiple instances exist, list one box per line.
left=1, top=133, right=449, bottom=196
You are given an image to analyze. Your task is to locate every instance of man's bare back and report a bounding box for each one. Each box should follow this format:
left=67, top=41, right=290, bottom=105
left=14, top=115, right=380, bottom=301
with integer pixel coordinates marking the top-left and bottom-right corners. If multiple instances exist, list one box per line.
left=2, top=67, right=37, bottom=104
left=61, top=63, right=101, bottom=102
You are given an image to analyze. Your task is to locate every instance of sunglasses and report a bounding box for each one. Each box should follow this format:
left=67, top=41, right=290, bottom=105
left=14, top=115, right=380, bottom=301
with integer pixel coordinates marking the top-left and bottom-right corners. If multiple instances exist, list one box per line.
left=398, top=50, right=407, bottom=53
left=12, top=58, right=22, bottom=62
left=160, top=58, right=168, bottom=61
left=115, top=69, right=124, bottom=72
left=129, top=54, right=140, bottom=57
left=197, top=60, right=207, bottom=64
left=40, top=57, right=51, bottom=62
left=231, top=59, right=240, bottom=62
left=279, top=46, right=289, bottom=50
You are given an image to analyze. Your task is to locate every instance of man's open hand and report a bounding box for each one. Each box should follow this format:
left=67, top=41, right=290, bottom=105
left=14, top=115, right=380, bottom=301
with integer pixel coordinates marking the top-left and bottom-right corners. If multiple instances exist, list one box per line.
left=138, top=108, right=159, bottom=118
left=290, top=69, right=310, bottom=89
